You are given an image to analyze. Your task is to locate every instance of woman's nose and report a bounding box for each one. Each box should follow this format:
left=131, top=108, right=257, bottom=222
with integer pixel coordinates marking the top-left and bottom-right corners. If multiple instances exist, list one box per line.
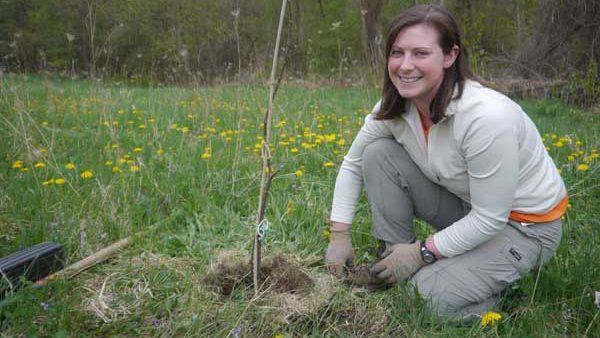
left=400, top=55, right=414, bottom=70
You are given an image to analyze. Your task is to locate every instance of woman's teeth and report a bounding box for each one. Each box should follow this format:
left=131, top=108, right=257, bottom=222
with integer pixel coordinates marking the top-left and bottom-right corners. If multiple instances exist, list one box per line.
left=400, top=76, right=421, bottom=83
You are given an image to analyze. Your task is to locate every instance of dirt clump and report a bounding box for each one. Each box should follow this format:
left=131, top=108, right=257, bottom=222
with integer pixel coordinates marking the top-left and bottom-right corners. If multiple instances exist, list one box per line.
left=345, top=264, right=389, bottom=290
left=203, top=252, right=314, bottom=296
left=203, top=251, right=337, bottom=323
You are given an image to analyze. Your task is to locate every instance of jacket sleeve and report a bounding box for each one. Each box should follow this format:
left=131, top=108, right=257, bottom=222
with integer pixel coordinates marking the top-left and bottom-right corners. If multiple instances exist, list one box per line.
left=434, top=105, right=520, bottom=257
left=330, top=101, right=392, bottom=225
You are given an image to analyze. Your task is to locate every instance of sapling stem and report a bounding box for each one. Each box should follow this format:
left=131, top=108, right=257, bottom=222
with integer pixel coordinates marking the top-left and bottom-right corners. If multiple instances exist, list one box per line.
left=252, top=0, right=288, bottom=296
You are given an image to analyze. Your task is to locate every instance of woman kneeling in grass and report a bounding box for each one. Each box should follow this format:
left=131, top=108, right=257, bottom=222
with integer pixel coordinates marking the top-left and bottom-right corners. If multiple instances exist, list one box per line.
left=325, top=4, right=567, bottom=320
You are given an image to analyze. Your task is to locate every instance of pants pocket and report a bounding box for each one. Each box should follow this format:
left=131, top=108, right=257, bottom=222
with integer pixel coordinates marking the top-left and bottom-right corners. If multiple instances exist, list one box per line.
left=501, top=242, right=536, bottom=277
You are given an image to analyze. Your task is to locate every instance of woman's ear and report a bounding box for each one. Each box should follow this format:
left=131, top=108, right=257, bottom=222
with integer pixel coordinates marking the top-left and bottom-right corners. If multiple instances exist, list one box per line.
left=443, top=45, right=459, bottom=69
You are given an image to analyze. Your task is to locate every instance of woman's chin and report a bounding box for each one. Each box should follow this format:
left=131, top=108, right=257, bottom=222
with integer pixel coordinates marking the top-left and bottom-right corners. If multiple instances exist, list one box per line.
left=395, top=87, right=419, bottom=99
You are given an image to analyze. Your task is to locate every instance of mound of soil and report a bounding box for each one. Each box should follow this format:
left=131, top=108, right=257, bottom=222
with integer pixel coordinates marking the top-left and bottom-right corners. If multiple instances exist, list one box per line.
left=203, top=254, right=314, bottom=296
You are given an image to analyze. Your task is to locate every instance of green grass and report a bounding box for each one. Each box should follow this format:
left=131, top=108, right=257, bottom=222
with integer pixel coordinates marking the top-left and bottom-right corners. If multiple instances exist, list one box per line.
left=1, top=74, right=599, bottom=337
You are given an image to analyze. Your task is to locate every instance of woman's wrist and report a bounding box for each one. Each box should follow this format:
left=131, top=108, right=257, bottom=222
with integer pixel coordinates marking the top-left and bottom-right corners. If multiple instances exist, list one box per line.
left=425, top=235, right=444, bottom=259
left=331, top=221, right=351, bottom=232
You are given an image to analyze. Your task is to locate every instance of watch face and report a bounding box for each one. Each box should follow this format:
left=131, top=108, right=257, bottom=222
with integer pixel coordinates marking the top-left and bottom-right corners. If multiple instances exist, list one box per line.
left=422, top=252, right=435, bottom=264
left=420, top=242, right=436, bottom=264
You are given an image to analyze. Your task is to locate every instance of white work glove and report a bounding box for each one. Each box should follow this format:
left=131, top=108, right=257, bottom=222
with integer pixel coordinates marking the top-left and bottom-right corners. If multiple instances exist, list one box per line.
left=325, top=229, right=355, bottom=277
left=371, top=241, right=424, bottom=285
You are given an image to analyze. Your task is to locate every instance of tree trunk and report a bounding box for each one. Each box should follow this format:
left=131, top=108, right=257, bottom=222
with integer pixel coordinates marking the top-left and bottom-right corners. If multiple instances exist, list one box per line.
left=360, top=0, right=383, bottom=70
left=78, top=0, right=91, bottom=76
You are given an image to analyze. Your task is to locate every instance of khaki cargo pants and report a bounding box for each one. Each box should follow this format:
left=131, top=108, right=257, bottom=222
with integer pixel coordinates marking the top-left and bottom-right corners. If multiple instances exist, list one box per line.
left=362, top=138, right=562, bottom=320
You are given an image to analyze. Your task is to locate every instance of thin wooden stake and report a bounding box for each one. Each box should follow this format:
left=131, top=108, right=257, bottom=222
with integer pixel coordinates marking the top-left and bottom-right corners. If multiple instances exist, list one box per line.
left=35, top=237, right=133, bottom=285
left=253, top=0, right=287, bottom=296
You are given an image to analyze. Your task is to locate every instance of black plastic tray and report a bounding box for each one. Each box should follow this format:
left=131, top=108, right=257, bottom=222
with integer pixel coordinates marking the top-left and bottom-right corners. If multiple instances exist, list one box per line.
left=0, top=242, right=64, bottom=299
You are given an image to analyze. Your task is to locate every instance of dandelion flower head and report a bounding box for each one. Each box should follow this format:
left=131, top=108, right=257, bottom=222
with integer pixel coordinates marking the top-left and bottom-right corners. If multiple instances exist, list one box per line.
left=481, top=311, right=501, bottom=327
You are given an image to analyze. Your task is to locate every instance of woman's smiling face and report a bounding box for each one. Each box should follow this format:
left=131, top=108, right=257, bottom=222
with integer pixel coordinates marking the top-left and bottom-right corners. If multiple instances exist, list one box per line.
left=387, top=23, right=458, bottom=114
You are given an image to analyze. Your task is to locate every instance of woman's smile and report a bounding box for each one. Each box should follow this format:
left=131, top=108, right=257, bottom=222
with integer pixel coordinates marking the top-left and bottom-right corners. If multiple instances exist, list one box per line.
left=398, top=76, right=423, bottom=83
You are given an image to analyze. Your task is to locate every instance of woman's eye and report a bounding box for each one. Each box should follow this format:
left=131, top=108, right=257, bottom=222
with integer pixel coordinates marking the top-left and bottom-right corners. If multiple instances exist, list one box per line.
left=390, top=50, right=403, bottom=56
left=415, top=51, right=429, bottom=57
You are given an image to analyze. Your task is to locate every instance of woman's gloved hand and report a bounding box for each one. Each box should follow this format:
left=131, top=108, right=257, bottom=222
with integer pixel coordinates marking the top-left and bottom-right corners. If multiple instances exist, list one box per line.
left=325, top=229, right=355, bottom=277
left=371, top=241, right=424, bottom=284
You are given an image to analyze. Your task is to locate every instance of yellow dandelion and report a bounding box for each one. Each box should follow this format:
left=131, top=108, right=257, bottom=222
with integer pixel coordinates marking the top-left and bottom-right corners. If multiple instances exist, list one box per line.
left=290, top=148, right=299, bottom=153
left=54, top=178, right=66, bottom=185
left=273, top=334, right=285, bottom=338
left=480, top=311, right=501, bottom=327
left=134, top=147, right=143, bottom=153
left=105, top=160, right=114, bottom=166
left=294, top=170, right=304, bottom=177
left=34, top=162, right=46, bottom=168
left=12, top=160, right=24, bottom=169
left=323, top=229, right=332, bottom=242
left=42, top=179, right=55, bottom=186
left=156, top=149, right=164, bottom=156
left=181, top=126, right=189, bottom=133
left=567, top=155, right=575, bottom=162
left=286, top=200, right=294, bottom=213
left=554, top=141, right=564, bottom=148
left=201, top=153, right=211, bottom=160
left=112, top=166, right=122, bottom=173
left=336, top=139, right=346, bottom=146
left=65, top=162, right=76, bottom=170
left=80, top=170, right=93, bottom=179
left=323, top=161, right=335, bottom=168
left=130, top=165, right=140, bottom=172
left=577, top=164, right=589, bottom=171
left=118, top=158, right=127, bottom=164
left=138, top=124, right=146, bottom=129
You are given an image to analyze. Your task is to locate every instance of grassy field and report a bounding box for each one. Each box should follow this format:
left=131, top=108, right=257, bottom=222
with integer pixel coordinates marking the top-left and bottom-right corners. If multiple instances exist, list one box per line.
left=1, top=74, right=599, bottom=337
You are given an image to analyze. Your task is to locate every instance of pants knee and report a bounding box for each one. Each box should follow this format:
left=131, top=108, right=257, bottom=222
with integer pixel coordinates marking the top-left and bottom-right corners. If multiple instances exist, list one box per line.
left=362, top=138, right=409, bottom=173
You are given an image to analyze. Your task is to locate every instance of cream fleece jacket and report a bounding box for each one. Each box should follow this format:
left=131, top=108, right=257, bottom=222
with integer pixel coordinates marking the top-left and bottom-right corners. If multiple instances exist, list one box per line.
left=330, top=80, right=567, bottom=257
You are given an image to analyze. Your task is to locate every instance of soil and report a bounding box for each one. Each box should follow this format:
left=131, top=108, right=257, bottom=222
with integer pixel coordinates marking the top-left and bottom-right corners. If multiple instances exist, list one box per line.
left=203, top=254, right=314, bottom=296
left=345, top=264, right=389, bottom=290
left=202, top=251, right=389, bottom=326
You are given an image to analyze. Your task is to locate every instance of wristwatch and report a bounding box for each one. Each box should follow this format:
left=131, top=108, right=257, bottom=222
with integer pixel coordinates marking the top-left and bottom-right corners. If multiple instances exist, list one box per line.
left=419, top=241, right=437, bottom=264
